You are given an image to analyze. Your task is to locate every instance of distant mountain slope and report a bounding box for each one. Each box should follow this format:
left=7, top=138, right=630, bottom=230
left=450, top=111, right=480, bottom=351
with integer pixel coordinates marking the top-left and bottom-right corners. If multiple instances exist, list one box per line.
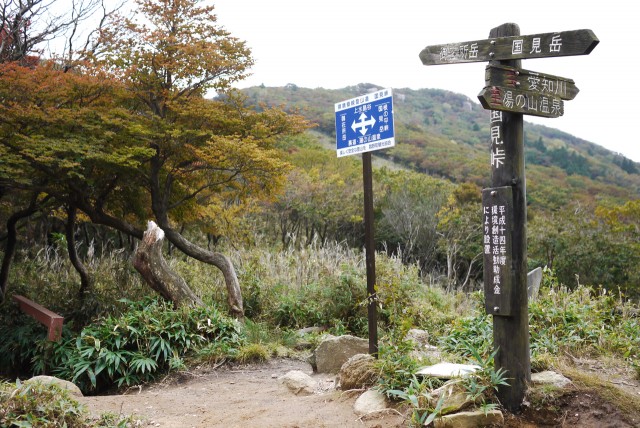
left=241, top=83, right=640, bottom=209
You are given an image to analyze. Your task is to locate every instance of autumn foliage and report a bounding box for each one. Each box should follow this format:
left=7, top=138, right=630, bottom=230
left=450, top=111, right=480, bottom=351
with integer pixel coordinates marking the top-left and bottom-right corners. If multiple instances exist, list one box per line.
left=0, top=0, right=309, bottom=311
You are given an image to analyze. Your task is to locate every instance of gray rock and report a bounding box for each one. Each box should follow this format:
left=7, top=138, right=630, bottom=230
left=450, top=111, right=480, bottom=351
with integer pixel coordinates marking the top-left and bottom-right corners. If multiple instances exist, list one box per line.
left=406, top=328, right=430, bottom=348
left=427, top=381, right=478, bottom=415
left=531, top=370, right=572, bottom=388
left=25, top=375, right=83, bottom=397
left=278, top=370, right=316, bottom=395
left=410, top=345, right=442, bottom=364
left=339, top=353, right=378, bottom=390
left=296, top=326, right=327, bottom=336
left=527, top=267, right=543, bottom=300
left=433, top=409, right=504, bottom=428
left=416, top=362, right=480, bottom=379
left=353, top=389, right=389, bottom=416
left=313, top=334, right=370, bottom=373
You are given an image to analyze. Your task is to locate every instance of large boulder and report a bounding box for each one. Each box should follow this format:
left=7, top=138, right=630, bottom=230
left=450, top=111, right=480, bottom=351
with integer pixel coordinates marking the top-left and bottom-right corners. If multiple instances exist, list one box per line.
left=25, top=375, right=83, bottom=397
left=339, top=353, right=378, bottom=390
left=312, top=334, right=370, bottom=373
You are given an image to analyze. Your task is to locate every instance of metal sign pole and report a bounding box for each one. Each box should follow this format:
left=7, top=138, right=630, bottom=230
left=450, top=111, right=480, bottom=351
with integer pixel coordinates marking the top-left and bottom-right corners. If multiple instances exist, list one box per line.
left=362, top=152, right=378, bottom=356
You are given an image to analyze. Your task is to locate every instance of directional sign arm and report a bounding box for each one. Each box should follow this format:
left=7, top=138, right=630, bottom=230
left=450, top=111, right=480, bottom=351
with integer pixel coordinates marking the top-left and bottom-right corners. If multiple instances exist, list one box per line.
left=478, top=86, right=564, bottom=118
left=485, top=65, right=579, bottom=100
left=420, top=29, right=599, bottom=65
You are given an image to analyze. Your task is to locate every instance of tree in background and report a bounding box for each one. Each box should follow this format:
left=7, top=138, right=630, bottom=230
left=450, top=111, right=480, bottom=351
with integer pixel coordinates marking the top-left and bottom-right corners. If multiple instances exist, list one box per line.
left=435, top=182, right=483, bottom=290
left=377, top=170, right=453, bottom=273
left=529, top=201, right=640, bottom=297
left=0, top=0, right=309, bottom=315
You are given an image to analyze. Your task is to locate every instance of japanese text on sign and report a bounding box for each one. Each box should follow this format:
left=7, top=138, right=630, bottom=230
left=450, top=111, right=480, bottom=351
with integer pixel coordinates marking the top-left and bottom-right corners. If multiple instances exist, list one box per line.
left=484, top=203, right=508, bottom=295
left=511, top=34, right=562, bottom=55
left=335, top=88, right=395, bottom=157
left=482, top=186, right=513, bottom=316
left=490, top=110, right=505, bottom=170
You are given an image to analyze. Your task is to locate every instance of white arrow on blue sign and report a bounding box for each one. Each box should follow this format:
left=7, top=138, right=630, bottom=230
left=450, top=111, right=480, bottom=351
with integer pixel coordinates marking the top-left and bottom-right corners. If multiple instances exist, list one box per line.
left=335, top=88, right=395, bottom=157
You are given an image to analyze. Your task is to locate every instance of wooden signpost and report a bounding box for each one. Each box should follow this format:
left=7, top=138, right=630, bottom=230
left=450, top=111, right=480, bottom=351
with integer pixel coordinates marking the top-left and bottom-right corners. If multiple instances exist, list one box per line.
left=478, top=85, right=565, bottom=118
left=484, top=65, right=579, bottom=100
left=420, top=23, right=598, bottom=411
left=419, top=29, right=598, bottom=65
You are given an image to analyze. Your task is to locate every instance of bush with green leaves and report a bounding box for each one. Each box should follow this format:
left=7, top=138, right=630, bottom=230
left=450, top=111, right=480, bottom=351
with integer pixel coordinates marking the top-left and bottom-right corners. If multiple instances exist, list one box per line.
left=529, top=274, right=640, bottom=365
left=384, top=338, right=508, bottom=427
left=31, top=298, right=243, bottom=394
left=0, top=379, right=87, bottom=427
left=375, top=334, right=421, bottom=396
left=0, top=379, right=136, bottom=427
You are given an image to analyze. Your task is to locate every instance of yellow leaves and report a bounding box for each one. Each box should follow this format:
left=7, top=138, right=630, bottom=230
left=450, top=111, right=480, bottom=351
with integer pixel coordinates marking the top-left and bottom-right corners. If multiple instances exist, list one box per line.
left=100, top=0, right=253, bottom=103
left=595, top=200, right=640, bottom=234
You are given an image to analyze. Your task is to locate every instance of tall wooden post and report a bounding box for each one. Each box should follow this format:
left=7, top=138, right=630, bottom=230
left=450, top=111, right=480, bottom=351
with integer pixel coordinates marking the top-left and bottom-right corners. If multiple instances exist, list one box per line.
left=489, top=23, right=530, bottom=410
left=419, top=21, right=598, bottom=413
left=362, top=152, right=378, bottom=356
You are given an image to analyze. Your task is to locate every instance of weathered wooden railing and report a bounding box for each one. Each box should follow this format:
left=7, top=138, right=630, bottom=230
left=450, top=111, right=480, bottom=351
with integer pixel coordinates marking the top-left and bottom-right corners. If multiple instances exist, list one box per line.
left=13, top=295, right=63, bottom=341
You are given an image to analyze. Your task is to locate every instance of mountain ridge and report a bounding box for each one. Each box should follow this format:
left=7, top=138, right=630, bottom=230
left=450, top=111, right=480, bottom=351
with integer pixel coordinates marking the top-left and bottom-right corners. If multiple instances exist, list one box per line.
left=240, top=83, right=639, bottom=210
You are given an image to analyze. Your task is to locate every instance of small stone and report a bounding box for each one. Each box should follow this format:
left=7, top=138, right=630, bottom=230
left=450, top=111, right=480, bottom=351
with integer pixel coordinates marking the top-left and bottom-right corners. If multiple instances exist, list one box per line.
left=353, top=389, right=389, bottom=416
left=416, top=362, right=480, bottom=379
left=278, top=370, right=316, bottom=396
left=531, top=370, right=572, bottom=388
left=433, top=409, right=504, bottom=428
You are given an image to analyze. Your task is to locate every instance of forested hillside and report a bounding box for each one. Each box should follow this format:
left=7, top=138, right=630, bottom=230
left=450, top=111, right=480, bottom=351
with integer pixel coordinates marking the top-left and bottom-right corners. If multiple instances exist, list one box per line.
left=239, top=83, right=640, bottom=296
left=242, top=83, right=640, bottom=211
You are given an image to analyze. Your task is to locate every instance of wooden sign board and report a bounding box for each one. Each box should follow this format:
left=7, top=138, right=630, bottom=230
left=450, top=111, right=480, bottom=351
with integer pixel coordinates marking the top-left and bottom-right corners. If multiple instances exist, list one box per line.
left=420, top=29, right=598, bottom=65
left=478, top=86, right=564, bottom=118
left=482, top=186, right=513, bottom=316
left=485, top=65, right=579, bottom=101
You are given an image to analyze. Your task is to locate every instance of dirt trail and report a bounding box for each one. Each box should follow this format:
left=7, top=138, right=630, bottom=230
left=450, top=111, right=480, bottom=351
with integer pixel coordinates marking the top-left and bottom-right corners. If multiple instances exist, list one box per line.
left=80, top=358, right=406, bottom=428
left=80, top=357, right=640, bottom=428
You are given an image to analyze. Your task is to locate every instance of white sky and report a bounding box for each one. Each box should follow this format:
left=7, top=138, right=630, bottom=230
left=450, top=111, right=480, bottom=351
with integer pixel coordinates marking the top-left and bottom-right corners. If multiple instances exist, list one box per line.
left=215, top=0, right=640, bottom=163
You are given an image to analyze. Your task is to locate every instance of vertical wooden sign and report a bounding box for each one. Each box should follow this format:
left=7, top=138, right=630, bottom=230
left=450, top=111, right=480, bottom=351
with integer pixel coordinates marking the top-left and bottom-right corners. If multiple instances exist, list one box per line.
left=488, top=23, right=531, bottom=412
left=420, top=22, right=597, bottom=412
left=482, top=186, right=513, bottom=316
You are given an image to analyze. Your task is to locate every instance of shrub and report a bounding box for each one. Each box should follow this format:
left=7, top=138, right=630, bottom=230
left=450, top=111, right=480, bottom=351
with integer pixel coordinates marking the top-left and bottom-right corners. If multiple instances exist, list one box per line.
left=0, top=380, right=87, bottom=427
left=0, top=380, right=136, bottom=427
left=30, top=298, right=243, bottom=394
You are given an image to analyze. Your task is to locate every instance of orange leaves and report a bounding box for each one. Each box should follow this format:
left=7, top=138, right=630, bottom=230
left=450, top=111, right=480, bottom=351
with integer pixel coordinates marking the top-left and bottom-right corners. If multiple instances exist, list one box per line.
left=99, top=0, right=253, bottom=107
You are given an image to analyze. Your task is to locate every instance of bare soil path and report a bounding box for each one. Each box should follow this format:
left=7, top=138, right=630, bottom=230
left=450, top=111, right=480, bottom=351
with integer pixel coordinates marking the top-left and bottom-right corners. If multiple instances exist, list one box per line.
left=80, top=358, right=406, bottom=427
left=79, top=357, right=640, bottom=428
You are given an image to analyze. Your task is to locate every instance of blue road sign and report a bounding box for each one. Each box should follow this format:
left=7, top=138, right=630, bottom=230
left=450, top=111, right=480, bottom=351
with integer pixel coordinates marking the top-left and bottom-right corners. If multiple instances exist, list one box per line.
left=335, top=88, right=395, bottom=157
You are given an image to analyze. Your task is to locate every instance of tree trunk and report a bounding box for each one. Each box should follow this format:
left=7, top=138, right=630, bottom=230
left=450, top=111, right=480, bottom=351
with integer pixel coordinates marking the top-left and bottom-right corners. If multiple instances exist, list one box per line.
left=0, top=198, right=39, bottom=303
left=65, top=205, right=93, bottom=298
left=160, top=224, right=243, bottom=318
left=133, top=221, right=203, bottom=307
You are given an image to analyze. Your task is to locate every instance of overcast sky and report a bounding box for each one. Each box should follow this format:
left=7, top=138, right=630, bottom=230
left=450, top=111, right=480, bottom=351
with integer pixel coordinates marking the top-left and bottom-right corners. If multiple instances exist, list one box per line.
left=215, top=0, right=640, bottom=163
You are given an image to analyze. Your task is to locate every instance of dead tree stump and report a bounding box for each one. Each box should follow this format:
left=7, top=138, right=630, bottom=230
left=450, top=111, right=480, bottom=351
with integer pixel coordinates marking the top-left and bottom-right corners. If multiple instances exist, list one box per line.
left=133, top=221, right=203, bottom=307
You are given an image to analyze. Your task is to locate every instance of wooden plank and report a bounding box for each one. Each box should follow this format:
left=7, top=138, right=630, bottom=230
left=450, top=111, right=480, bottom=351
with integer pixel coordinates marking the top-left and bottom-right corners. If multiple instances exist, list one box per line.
left=13, top=295, right=63, bottom=341
left=482, top=187, right=513, bottom=316
left=419, top=29, right=598, bottom=65
left=485, top=64, right=579, bottom=100
left=478, top=85, right=564, bottom=118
